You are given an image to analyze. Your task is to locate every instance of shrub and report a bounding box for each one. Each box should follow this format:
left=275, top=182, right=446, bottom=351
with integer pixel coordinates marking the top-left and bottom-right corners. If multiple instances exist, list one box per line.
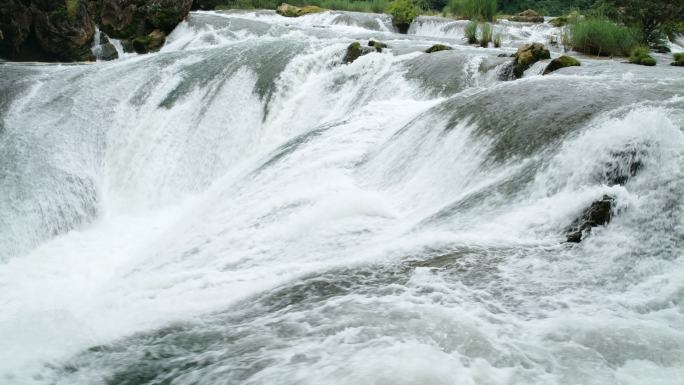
left=629, top=46, right=656, bottom=66
left=479, top=22, right=491, bottom=47
left=673, top=52, right=684, bottom=66
left=465, top=20, right=478, bottom=44
left=493, top=33, right=501, bottom=47
left=567, top=18, right=639, bottom=56
left=447, top=0, right=496, bottom=21
left=387, top=0, right=418, bottom=31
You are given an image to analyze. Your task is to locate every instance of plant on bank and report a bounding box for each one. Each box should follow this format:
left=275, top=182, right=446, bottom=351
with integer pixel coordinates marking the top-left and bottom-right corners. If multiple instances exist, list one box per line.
left=386, top=0, right=418, bottom=32
left=628, top=46, right=656, bottom=66
left=567, top=17, right=639, bottom=56
left=447, top=0, right=496, bottom=21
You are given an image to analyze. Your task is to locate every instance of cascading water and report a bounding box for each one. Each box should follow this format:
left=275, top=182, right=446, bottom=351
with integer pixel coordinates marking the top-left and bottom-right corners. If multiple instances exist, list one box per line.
left=1, top=9, right=683, bottom=385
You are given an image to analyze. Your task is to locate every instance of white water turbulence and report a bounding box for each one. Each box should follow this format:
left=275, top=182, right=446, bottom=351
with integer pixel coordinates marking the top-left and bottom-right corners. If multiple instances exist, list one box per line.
left=1, top=9, right=684, bottom=385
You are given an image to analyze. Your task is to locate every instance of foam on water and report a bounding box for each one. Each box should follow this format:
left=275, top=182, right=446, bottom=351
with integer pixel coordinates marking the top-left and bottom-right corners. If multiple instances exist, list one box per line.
left=1, top=9, right=683, bottom=385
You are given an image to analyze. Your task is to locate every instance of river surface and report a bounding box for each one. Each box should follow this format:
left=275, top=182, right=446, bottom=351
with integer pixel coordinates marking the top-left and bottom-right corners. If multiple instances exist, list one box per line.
left=1, top=9, right=684, bottom=385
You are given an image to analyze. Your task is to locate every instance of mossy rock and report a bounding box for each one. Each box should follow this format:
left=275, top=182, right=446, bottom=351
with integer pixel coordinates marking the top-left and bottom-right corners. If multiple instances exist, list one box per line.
left=549, top=16, right=567, bottom=27
left=342, top=41, right=374, bottom=64
left=512, top=43, right=550, bottom=78
left=425, top=44, right=452, bottom=53
left=543, top=55, right=580, bottom=75
left=509, top=9, right=544, bottom=23
left=99, top=42, right=118, bottom=60
left=671, top=53, right=684, bottom=67
left=133, top=29, right=166, bottom=54
left=368, top=40, right=387, bottom=52
left=276, top=3, right=325, bottom=17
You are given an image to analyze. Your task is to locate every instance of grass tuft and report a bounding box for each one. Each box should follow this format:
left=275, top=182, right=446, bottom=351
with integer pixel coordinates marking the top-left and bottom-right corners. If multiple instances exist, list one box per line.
left=567, top=18, right=638, bottom=57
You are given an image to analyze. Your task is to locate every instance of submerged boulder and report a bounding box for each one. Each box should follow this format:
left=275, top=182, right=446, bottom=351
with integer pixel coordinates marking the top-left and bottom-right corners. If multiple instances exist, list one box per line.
left=543, top=55, right=580, bottom=75
left=276, top=3, right=324, bottom=17
left=565, top=195, right=615, bottom=243
left=425, top=44, right=452, bottom=53
left=342, top=41, right=374, bottom=64
left=601, top=147, right=645, bottom=186
left=509, top=9, right=544, bottom=23
left=512, top=42, right=550, bottom=78
left=99, top=41, right=118, bottom=60
left=368, top=40, right=387, bottom=52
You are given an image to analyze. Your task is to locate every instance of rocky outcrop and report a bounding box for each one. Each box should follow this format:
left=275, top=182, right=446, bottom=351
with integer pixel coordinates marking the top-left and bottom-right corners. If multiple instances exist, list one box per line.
left=511, top=43, right=550, bottom=78
left=565, top=195, right=615, bottom=243
left=1, top=0, right=95, bottom=61
left=509, top=9, right=544, bottom=23
left=425, top=44, right=452, bottom=53
left=342, top=41, right=374, bottom=64
left=0, top=0, right=190, bottom=61
left=543, top=55, right=580, bottom=75
left=132, top=29, right=165, bottom=53
left=276, top=3, right=324, bottom=17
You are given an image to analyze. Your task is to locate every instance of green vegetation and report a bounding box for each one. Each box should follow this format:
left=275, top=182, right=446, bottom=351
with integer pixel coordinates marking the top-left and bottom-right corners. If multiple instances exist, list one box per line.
left=465, top=21, right=478, bottom=44
left=628, top=46, right=656, bottom=66
left=447, top=0, right=497, bottom=21
left=493, top=33, right=502, bottom=47
left=425, top=43, right=453, bottom=52
left=150, top=6, right=182, bottom=32
left=479, top=22, right=492, bottom=47
left=673, top=52, right=684, bottom=66
left=567, top=17, right=638, bottom=56
left=386, top=0, right=418, bottom=32
left=65, top=0, right=79, bottom=22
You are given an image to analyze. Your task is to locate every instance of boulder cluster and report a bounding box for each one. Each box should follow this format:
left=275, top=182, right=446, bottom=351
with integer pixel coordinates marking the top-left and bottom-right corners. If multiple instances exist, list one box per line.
left=0, top=0, right=192, bottom=62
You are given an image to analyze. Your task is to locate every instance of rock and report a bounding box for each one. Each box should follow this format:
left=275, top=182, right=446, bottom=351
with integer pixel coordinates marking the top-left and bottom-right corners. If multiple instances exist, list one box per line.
left=601, top=147, right=644, bottom=186
left=96, top=0, right=192, bottom=39
left=509, top=9, right=544, bottom=23
left=565, top=195, right=615, bottom=243
left=276, top=3, right=324, bottom=17
left=512, top=42, right=550, bottom=78
left=342, top=41, right=374, bottom=64
left=0, top=0, right=190, bottom=62
left=133, top=29, right=165, bottom=54
left=121, top=38, right=135, bottom=53
left=497, top=53, right=509, bottom=57
left=672, top=53, right=684, bottom=67
left=99, top=41, right=118, bottom=60
left=368, top=40, right=387, bottom=52
left=543, top=55, right=580, bottom=75
left=425, top=44, right=452, bottom=53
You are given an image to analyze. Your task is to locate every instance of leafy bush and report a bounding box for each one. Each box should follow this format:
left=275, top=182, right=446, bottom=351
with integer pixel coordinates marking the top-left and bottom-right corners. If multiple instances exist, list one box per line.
left=567, top=18, right=639, bottom=56
left=386, top=0, right=418, bottom=29
left=447, top=0, right=496, bottom=21
left=465, top=20, right=478, bottom=44
left=629, top=46, right=656, bottom=66
left=479, top=22, right=492, bottom=47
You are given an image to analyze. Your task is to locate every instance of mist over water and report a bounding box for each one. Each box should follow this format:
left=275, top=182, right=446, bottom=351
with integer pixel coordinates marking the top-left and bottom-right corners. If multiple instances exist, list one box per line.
left=1, top=9, right=684, bottom=385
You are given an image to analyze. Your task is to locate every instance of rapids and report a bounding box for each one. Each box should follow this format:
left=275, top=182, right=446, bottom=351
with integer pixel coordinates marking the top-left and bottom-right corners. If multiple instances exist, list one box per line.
left=1, top=9, right=683, bottom=385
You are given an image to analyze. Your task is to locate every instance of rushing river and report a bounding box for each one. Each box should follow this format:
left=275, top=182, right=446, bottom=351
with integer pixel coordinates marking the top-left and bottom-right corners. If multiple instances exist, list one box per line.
left=1, top=9, right=684, bottom=385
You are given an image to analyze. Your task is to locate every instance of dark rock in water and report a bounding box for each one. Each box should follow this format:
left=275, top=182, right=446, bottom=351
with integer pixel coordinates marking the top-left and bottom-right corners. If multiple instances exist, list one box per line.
left=121, top=38, right=135, bottom=53
left=99, top=32, right=110, bottom=45
left=509, top=9, right=545, bottom=23
left=133, top=29, right=166, bottom=54
left=512, top=43, right=550, bottom=78
left=368, top=40, right=387, bottom=52
left=565, top=195, right=615, bottom=243
left=425, top=44, right=452, bottom=53
left=395, top=22, right=410, bottom=34
left=99, top=42, right=118, bottom=60
left=601, top=147, right=645, bottom=186
left=342, top=41, right=374, bottom=64
left=543, top=55, right=580, bottom=75
left=497, top=53, right=510, bottom=57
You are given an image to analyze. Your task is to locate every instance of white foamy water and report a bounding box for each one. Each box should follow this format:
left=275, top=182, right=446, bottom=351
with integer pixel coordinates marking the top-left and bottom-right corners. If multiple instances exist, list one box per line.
left=1, top=9, right=683, bottom=385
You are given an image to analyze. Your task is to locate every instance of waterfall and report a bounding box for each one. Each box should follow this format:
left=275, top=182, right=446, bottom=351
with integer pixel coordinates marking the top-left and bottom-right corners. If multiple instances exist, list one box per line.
left=1, top=9, right=683, bottom=385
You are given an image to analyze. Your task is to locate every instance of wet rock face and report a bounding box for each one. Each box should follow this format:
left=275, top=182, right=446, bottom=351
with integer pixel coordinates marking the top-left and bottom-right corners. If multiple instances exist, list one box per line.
left=602, top=148, right=645, bottom=186
left=566, top=195, right=615, bottom=243
left=0, top=0, right=95, bottom=61
left=0, top=0, right=191, bottom=62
